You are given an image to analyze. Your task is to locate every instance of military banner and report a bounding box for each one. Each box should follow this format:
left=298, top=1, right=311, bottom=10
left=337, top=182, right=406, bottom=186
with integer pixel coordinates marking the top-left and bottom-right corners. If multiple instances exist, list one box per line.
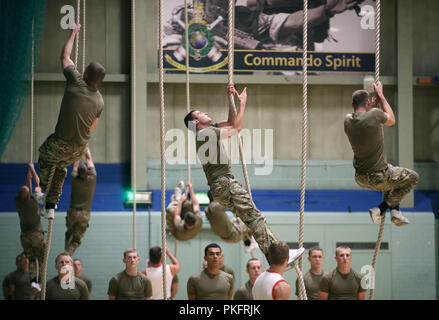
left=162, top=0, right=376, bottom=74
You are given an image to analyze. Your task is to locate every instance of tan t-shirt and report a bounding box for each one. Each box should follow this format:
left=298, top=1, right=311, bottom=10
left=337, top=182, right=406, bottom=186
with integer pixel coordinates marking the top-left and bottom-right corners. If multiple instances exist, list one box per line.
left=14, top=195, right=40, bottom=231
left=108, top=271, right=152, bottom=300
left=5, top=269, right=33, bottom=300
left=319, top=268, right=366, bottom=300
left=54, top=66, right=104, bottom=145
left=205, top=202, right=234, bottom=239
left=196, top=124, right=233, bottom=184
left=295, top=270, right=325, bottom=300
left=344, top=108, right=388, bottom=173
left=70, top=167, right=97, bottom=211
left=46, top=276, right=89, bottom=300
left=233, top=280, right=253, bottom=300
left=187, top=270, right=234, bottom=300
left=78, top=274, right=92, bottom=294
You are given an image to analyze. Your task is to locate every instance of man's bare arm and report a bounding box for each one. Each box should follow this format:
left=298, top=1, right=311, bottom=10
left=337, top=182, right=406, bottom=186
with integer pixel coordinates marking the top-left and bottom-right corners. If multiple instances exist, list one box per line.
left=273, top=281, right=291, bottom=300
left=219, top=86, right=247, bottom=139
left=174, top=194, right=186, bottom=222
left=187, top=182, right=200, bottom=212
left=166, top=247, right=181, bottom=275
left=374, top=81, right=395, bottom=126
left=61, top=24, right=81, bottom=70
left=90, top=117, right=99, bottom=133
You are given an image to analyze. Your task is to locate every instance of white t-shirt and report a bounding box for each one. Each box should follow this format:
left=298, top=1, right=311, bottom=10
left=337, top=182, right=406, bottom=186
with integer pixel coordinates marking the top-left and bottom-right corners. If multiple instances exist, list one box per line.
left=252, top=270, right=287, bottom=300
left=143, top=264, right=173, bottom=300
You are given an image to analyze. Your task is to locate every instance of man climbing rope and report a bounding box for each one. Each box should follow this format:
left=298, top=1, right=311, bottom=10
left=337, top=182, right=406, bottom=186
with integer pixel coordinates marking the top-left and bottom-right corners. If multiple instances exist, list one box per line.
left=166, top=181, right=203, bottom=241
left=65, top=147, right=97, bottom=255
left=184, top=84, right=304, bottom=266
left=344, top=81, right=419, bottom=226
left=14, top=163, right=46, bottom=282
left=38, top=23, right=105, bottom=219
left=205, top=191, right=259, bottom=254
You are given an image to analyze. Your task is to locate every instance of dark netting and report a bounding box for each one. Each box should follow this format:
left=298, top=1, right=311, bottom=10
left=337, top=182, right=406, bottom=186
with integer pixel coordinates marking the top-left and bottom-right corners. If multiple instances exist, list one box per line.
left=0, top=0, right=47, bottom=159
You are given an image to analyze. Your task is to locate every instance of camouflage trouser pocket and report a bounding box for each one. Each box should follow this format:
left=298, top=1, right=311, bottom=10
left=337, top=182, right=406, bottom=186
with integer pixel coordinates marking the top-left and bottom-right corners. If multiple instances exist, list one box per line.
left=355, top=165, right=419, bottom=206
left=38, top=134, right=86, bottom=204
left=210, top=176, right=277, bottom=254
left=65, top=208, right=90, bottom=254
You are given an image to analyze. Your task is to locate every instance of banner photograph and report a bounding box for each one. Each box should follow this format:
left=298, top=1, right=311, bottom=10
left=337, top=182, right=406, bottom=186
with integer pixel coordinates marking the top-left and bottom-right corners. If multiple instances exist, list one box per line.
left=162, top=0, right=376, bottom=74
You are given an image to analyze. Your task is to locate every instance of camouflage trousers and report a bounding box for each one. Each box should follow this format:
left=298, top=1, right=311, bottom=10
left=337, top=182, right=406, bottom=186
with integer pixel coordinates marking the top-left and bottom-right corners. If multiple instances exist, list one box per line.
left=209, top=175, right=278, bottom=255
left=38, top=134, right=86, bottom=205
left=65, top=208, right=91, bottom=256
left=205, top=208, right=252, bottom=243
left=21, top=223, right=46, bottom=281
left=355, top=164, right=419, bottom=207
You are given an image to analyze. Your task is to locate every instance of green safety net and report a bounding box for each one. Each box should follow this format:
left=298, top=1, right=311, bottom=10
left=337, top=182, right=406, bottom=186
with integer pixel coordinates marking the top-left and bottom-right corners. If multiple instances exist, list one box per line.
left=0, top=0, right=47, bottom=160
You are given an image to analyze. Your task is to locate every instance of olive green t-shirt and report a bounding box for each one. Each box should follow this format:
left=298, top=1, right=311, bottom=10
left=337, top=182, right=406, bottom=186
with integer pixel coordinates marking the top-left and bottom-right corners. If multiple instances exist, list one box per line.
left=295, top=270, right=325, bottom=300
left=344, top=108, right=388, bottom=173
left=319, top=268, right=366, bottom=300
left=220, top=265, right=235, bottom=281
left=108, top=271, right=152, bottom=300
left=187, top=270, right=234, bottom=300
left=46, top=276, right=89, bottom=300
left=233, top=280, right=253, bottom=300
left=15, top=195, right=40, bottom=231
left=5, top=269, right=33, bottom=300
left=196, top=124, right=233, bottom=184
left=174, top=210, right=203, bottom=241
left=78, top=274, right=92, bottom=293
left=205, top=202, right=234, bottom=239
left=70, top=167, right=97, bottom=211
left=55, top=65, right=104, bottom=145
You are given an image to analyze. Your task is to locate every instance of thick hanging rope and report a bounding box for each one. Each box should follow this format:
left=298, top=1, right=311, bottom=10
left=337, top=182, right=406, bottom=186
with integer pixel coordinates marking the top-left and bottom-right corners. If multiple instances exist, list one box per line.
left=81, top=0, right=86, bottom=74
left=131, top=0, right=137, bottom=249
left=30, top=20, right=35, bottom=164
left=226, top=0, right=253, bottom=204
left=369, top=0, right=382, bottom=300
left=158, top=0, right=168, bottom=300
left=74, top=0, right=80, bottom=67
left=40, top=166, right=56, bottom=300
left=294, top=0, right=309, bottom=301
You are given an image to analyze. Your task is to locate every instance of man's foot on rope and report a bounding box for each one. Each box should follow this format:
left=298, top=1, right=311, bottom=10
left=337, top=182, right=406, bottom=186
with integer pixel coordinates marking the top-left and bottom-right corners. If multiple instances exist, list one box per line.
left=39, top=208, right=54, bottom=220
left=171, top=180, right=185, bottom=202
left=244, top=236, right=259, bottom=253
left=390, top=207, right=409, bottom=226
left=369, top=207, right=382, bottom=223
left=285, top=247, right=305, bottom=270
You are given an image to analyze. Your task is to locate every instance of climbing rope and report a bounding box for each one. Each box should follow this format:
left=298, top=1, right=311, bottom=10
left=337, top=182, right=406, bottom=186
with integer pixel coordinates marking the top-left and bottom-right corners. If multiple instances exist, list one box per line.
left=158, top=0, right=168, bottom=300
left=40, top=165, right=56, bottom=300
left=81, top=0, right=86, bottom=74
left=369, top=0, right=382, bottom=300
left=131, top=0, right=137, bottom=249
left=295, top=0, right=308, bottom=301
left=226, top=0, right=253, bottom=204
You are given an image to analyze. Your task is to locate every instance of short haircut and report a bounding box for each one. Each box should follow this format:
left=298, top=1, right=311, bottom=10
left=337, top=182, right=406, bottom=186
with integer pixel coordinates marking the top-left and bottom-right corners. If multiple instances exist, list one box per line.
left=184, top=211, right=196, bottom=226
left=204, top=243, right=221, bottom=256
left=55, top=252, right=72, bottom=264
left=123, top=248, right=138, bottom=259
left=335, top=245, right=351, bottom=256
left=352, top=89, right=369, bottom=108
left=268, top=241, right=289, bottom=266
left=18, top=186, right=29, bottom=199
left=246, top=258, right=260, bottom=269
left=78, top=163, right=88, bottom=179
left=308, top=246, right=323, bottom=256
left=149, top=246, right=162, bottom=265
left=184, top=110, right=197, bottom=129
left=85, top=61, right=106, bottom=86
left=16, top=252, right=27, bottom=264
